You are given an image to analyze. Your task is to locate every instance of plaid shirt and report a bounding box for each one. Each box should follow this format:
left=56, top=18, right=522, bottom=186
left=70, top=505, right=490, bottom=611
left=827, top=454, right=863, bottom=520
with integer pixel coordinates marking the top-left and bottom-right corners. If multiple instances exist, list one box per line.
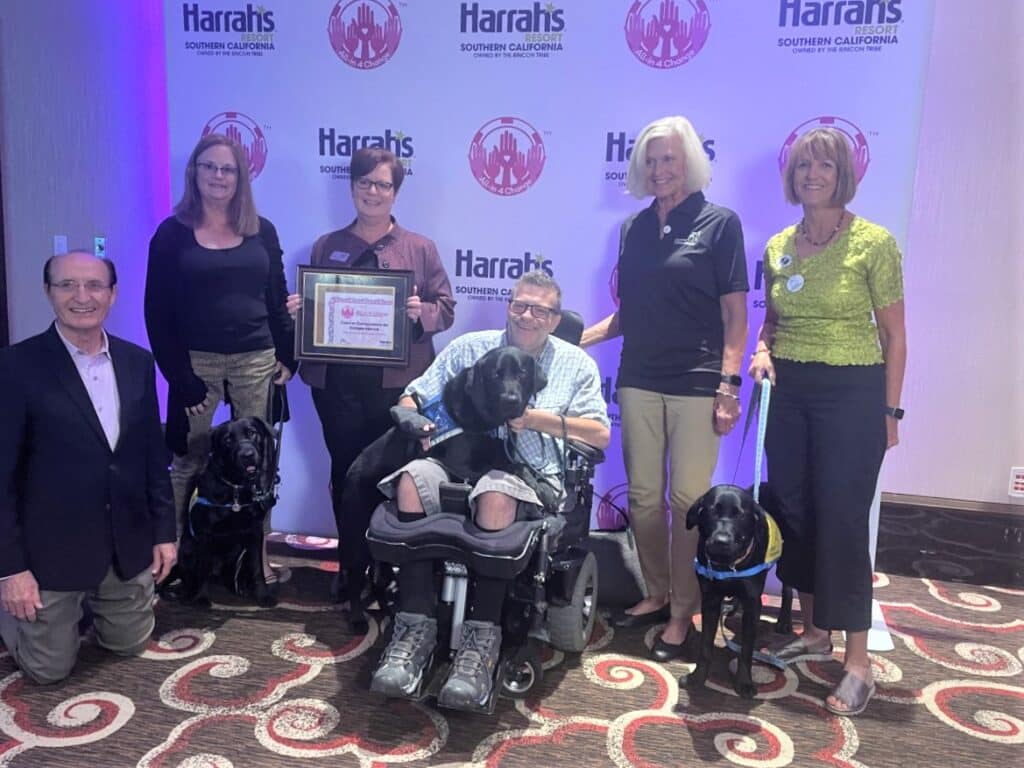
left=404, top=330, right=609, bottom=479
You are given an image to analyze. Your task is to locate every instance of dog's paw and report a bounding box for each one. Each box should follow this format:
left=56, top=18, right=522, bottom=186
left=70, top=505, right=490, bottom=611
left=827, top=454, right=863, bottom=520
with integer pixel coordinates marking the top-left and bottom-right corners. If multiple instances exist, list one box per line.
left=680, top=668, right=708, bottom=690
left=734, top=679, right=758, bottom=699
left=254, top=581, right=280, bottom=608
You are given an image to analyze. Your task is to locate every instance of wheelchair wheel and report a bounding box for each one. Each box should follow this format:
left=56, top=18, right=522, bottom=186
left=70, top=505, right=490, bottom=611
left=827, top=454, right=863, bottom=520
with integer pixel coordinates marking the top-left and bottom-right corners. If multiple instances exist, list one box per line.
left=500, top=640, right=544, bottom=699
left=547, top=551, right=598, bottom=653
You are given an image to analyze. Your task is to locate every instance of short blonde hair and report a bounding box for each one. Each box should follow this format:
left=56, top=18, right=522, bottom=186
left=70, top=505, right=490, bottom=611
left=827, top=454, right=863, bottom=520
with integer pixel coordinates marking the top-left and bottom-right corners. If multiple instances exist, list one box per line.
left=782, top=127, right=858, bottom=206
left=174, top=134, right=260, bottom=236
left=626, top=116, right=711, bottom=200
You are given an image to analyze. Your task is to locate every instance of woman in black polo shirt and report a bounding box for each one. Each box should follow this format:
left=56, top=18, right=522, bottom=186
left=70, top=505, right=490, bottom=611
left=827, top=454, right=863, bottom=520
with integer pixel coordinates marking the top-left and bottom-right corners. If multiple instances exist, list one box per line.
left=145, top=134, right=295, bottom=555
left=582, top=115, right=748, bottom=661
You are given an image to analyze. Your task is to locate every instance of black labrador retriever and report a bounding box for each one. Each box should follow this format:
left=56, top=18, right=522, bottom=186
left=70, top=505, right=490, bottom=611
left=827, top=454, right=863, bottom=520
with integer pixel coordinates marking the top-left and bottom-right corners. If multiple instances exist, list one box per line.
left=337, top=345, right=550, bottom=631
left=174, top=417, right=279, bottom=608
left=681, top=484, right=782, bottom=699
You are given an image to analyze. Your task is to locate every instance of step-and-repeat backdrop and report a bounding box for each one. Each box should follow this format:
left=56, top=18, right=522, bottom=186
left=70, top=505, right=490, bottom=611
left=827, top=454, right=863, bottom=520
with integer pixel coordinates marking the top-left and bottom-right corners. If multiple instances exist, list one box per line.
left=165, top=0, right=934, bottom=536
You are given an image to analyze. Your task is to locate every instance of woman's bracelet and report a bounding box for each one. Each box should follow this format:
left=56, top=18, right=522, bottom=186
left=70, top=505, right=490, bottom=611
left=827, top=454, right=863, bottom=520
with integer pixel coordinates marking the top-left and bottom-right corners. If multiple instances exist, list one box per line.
left=714, top=389, right=740, bottom=400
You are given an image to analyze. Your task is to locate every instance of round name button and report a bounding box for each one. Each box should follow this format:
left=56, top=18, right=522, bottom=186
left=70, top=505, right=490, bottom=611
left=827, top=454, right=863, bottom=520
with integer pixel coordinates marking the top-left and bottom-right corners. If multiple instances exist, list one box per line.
left=786, top=274, right=805, bottom=293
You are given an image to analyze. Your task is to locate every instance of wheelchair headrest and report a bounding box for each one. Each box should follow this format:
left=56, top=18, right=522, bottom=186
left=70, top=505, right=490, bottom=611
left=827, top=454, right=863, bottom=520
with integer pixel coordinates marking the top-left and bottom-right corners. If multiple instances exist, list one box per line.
left=552, top=309, right=584, bottom=346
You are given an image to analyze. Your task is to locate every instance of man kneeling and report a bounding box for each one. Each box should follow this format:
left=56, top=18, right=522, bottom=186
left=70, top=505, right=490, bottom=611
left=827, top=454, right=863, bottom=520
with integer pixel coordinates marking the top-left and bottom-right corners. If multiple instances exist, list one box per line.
left=370, top=272, right=610, bottom=707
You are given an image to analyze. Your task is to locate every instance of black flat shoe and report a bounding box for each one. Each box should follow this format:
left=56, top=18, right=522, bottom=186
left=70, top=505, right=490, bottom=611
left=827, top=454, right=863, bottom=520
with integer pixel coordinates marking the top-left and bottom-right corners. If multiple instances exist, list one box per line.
left=650, top=623, right=699, bottom=662
left=611, top=605, right=671, bottom=628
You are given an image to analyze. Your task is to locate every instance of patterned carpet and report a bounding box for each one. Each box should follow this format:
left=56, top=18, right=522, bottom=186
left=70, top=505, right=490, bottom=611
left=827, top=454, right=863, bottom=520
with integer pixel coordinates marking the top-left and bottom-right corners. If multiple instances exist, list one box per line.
left=1, top=528, right=1022, bottom=767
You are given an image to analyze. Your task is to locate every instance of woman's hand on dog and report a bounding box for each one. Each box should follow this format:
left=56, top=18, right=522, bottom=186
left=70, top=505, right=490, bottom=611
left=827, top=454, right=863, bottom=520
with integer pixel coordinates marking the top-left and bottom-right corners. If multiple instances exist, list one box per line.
left=0, top=570, right=43, bottom=622
left=151, top=542, right=178, bottom=584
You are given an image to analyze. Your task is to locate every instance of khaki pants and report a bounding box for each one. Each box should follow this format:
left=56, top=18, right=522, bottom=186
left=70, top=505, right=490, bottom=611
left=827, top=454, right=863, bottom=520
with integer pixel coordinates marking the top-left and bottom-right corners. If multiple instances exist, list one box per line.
left=169, top=348, right=277, bottom=581
left=618, top=387, right=720, bottom=619
left=170, top=348, right=276, bottom=535
left=0, top=566, right=155, bottom=685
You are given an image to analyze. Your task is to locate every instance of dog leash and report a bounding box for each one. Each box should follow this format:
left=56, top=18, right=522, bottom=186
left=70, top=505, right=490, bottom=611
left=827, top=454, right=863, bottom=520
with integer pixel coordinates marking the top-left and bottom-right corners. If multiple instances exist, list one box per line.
left=718, top=378, right=787, bottom=669
left=752, top=379, right=771, bottom=504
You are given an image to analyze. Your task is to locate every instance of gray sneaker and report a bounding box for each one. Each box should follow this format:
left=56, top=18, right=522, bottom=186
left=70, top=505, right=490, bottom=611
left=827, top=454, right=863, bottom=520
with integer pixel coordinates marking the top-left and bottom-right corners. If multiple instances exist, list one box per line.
left=370, top=612, right=437, bottom=697
left=438, top=620, right=502, bottom=709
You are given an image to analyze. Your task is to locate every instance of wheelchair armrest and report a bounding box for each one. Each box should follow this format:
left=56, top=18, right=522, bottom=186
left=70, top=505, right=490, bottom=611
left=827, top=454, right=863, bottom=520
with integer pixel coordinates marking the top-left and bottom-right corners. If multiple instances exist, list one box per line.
left=566, top=438, right=604, bottom=465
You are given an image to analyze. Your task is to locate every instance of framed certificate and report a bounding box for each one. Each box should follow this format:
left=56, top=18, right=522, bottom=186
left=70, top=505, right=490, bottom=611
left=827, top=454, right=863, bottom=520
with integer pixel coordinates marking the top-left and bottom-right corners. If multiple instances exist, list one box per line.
left=295, top=265, right=414, bottom=366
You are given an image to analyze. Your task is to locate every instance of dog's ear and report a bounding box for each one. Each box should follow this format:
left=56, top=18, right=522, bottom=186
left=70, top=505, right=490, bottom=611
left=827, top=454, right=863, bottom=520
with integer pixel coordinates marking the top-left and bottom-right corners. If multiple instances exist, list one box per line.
left=528, top=355, right=547, bottom=395
left=445, top=364, right=482, bottom=428
left=254, top=418, right=276, bottom=489
left=685, top=494, right=707, bottom=530
left=207, top=422, right=230, bottom=471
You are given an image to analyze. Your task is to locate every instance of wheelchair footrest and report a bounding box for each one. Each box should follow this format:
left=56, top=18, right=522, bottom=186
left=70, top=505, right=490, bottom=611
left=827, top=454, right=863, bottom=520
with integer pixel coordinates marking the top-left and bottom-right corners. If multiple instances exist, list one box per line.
left=367, top=502, right=562, bottom=581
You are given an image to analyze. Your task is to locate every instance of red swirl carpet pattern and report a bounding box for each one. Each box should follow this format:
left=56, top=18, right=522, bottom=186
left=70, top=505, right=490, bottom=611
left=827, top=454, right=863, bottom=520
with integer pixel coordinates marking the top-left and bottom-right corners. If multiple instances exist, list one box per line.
left=1, top=521, right=1022, bottom=767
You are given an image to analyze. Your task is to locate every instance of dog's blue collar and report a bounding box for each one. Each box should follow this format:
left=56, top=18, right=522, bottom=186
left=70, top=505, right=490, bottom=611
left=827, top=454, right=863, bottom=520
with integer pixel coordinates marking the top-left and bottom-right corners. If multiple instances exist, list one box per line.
left=694, top=558, right=776, bottom=580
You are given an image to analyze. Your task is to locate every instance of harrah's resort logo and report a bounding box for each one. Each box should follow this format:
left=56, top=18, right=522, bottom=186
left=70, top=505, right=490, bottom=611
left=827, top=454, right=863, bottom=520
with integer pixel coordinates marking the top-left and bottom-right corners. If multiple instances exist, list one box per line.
left=181, top=3, right=277, bottom=57
left=777, top=0, right=902, bottom=54
left=778, top=116, right=871, bottom=183
left=328, top=0, right=402, bottom=69
left=317, top=127, right=415, bottom=181
left=453, top=248, right=553, bottom=304
left=624, top=0, right=710, bottom=69
left=469, top=117, right=546, bottom=196
left=459, top=2, right=566, bottom=60
left=201, top=112, right=268, bottom=179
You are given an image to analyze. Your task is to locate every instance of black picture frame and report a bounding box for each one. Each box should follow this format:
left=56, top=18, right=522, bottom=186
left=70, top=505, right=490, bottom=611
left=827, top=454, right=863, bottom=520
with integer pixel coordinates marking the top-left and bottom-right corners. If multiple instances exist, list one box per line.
left=295, top=265, right=413, bottom=366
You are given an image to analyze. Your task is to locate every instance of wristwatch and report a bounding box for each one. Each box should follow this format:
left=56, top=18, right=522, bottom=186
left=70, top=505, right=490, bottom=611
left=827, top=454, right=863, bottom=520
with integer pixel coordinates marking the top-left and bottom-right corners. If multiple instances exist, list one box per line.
left=884, top=406, right=904, bottom=420
left=720, top=373, right=742, bottom=387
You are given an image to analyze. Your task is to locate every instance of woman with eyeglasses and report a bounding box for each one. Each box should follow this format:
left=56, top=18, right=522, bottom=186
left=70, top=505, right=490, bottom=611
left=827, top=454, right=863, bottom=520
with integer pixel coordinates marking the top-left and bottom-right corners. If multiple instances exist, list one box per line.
left=285, top=147, right=454, bottom=615
left=145, top=134, right=295, bottom=585
left=581, top=115, right=749, bottom=662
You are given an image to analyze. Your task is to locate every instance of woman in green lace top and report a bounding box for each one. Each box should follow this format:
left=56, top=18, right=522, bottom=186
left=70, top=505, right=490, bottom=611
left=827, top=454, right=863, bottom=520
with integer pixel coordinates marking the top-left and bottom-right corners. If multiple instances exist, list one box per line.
left=749, top=127, right=906, bottom=717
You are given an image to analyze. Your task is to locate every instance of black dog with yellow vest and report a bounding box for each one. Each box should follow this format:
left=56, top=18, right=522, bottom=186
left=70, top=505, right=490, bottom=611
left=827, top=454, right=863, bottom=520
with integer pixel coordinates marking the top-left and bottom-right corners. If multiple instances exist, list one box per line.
left=682, top=484, right=782, bottom=699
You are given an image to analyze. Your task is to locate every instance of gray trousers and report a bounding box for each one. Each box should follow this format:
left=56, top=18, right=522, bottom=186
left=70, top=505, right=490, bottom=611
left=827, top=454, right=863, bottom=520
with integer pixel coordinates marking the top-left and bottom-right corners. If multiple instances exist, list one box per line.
left=0, top=565, right=155, bottom=685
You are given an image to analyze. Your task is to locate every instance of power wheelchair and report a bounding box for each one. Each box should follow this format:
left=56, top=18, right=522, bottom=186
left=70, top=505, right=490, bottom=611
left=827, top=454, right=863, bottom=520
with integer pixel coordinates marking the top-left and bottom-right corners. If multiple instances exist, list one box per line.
left=364, top=311, right=606, bottom=712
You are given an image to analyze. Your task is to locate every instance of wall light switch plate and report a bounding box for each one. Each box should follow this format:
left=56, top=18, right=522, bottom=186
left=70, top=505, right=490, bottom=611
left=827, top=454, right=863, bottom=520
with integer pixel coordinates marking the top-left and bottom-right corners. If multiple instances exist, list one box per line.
left=53, top=235, right=68, bottom=255
left=94, top=236, right=106, bottom=258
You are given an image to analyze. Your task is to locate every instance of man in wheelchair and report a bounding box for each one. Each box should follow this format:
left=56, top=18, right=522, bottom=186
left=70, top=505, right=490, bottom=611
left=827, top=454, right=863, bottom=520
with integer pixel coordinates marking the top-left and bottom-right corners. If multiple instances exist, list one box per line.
left=368, top=272, right=610, bottom=710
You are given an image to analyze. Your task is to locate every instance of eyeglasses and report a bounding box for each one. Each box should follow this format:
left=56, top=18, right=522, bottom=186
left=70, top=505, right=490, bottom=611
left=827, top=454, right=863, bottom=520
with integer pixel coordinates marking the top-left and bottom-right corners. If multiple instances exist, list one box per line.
left=508, top=300, right=559, bottom=320
left=354, top=178, right=394, bottom=192
left=196, top=161, right=239, bottom=177
left=51, top=279, right=112, bottom=294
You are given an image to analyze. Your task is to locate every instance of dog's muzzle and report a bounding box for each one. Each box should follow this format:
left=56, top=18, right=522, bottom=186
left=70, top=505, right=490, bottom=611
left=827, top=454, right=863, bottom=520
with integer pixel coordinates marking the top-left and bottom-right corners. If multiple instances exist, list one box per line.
left=234, top=442, right=261, bottom=477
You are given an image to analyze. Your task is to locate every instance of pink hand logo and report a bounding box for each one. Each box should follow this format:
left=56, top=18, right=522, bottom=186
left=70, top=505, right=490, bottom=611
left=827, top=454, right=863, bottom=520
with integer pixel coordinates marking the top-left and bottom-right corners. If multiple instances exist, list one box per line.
left=327, top=1, right=402, bottom=69
left=468, top=117, right=546, bottom=196
left=624, top=0, right=711, bottom=68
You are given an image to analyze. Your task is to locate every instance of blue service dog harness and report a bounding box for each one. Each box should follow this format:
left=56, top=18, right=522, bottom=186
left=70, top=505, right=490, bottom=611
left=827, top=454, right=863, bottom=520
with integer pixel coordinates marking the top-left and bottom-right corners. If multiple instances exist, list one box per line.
left=694, top=379, right=788, bottom=670
left=187, top=482, right=277, bottom=539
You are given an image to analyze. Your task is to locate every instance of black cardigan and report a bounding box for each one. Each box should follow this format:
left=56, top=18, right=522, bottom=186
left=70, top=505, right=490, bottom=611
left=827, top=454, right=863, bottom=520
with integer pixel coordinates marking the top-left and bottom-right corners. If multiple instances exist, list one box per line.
left=144, top=215, right=295, bottom=455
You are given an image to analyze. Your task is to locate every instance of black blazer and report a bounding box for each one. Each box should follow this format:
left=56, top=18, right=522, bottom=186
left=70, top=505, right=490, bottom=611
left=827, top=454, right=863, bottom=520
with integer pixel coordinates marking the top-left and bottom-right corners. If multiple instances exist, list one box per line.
left=0, top=325, right=176, bottom=590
